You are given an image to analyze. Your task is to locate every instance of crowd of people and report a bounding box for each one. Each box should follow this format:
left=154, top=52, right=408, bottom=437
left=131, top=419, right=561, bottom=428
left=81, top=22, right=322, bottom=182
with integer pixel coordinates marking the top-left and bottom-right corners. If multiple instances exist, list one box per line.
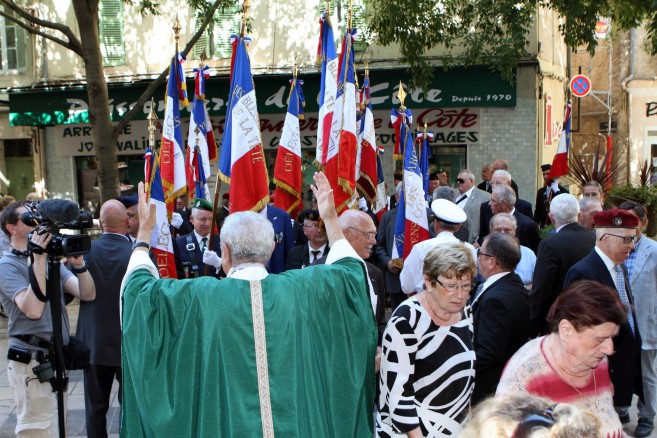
left=0, top=158, right=655, bottom=437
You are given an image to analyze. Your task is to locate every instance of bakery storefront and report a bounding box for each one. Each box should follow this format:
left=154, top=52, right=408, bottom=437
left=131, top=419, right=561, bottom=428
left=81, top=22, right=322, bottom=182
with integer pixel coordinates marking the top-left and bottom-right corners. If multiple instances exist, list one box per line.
left=7, top=66, right=517, bottom=210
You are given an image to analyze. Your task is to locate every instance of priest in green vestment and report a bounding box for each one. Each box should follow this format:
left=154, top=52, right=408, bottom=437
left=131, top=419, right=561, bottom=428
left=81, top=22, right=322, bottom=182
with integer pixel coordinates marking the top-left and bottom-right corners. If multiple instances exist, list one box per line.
left=120, top=172, right=377, bottom=437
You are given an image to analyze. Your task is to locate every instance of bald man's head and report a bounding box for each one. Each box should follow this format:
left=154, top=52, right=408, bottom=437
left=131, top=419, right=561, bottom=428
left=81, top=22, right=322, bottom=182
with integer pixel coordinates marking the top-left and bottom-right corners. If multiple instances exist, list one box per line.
left=99, top=200, right=128, bottom=234
left=339, top=209, right=377, bottom=259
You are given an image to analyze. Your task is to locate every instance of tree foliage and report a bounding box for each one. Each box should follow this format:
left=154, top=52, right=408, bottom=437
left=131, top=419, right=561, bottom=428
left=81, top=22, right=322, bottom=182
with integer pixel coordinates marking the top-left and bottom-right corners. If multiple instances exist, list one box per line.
left=0, top=0, right=234, bottom=202
left=368, top=0, right=657, bottom=90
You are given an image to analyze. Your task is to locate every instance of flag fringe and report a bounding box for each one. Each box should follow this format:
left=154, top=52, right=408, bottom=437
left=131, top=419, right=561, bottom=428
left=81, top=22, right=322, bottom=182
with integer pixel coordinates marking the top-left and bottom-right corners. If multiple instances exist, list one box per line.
left=273, top=179, right=302, bottom=200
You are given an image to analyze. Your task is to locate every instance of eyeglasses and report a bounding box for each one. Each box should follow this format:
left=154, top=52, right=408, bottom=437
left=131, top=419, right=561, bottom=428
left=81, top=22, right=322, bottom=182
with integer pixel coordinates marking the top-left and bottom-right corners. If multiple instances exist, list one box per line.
left=435, top=278, right=475, bottom=293
left=347, top=227, right=376, bottom=239
left=477, top=248, right=495, bottom=258
left=456, top=178, right=466, bottom=184
left=127, top=213, right=137, bottom=219
left=599, top=233, right=637, bottom=244
left=303, top=223, right=320, bottom=229
left=511, top=407, right=555, bottom=438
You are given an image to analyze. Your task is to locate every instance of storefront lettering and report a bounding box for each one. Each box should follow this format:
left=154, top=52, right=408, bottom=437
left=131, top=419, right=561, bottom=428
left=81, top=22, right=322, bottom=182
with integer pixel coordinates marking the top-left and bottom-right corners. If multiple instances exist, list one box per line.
left=647, top=102, right=657, bottom=117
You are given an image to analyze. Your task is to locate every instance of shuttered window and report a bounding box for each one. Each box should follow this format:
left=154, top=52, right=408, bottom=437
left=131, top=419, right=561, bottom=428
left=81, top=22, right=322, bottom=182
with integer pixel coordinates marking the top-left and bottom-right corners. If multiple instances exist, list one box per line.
left=0, top=7, right=28, bottom=72
left=193, top=5, right=240, bottom=60
left=99, top=0, right=125, bottom=66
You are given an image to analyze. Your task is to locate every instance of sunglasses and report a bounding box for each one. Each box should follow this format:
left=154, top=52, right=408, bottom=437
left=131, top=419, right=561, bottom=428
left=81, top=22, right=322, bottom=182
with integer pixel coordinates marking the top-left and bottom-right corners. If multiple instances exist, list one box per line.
left=456, top=178, right=466, bottom=184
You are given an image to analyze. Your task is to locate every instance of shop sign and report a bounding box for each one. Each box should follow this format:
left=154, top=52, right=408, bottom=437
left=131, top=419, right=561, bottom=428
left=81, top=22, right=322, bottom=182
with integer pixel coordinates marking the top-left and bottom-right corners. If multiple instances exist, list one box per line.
left=54, top=108, right=481, bottom=157
left=11, top=66, right=513, bottom=126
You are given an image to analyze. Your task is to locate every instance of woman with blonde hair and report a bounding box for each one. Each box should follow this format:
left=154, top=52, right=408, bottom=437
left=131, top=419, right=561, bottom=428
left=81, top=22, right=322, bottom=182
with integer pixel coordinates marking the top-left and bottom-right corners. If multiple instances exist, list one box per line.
left=458, top=393, right=601, bottom=437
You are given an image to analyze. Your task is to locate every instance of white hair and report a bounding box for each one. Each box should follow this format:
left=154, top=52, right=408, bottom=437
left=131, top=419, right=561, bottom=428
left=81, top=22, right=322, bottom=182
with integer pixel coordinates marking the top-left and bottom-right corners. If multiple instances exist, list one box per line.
left=220, top=212, right=274, bottom=265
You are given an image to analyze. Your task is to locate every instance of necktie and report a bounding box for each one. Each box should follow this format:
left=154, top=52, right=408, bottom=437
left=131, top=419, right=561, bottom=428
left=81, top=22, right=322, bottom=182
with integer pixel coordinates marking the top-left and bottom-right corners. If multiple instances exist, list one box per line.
left=311, top=250, right=320, bottom=262
left=486, top=182, right=491, bottom=192
left=471, top=283, right=485, bottom=309
left=201, top=237, right=208, bottom=253
left=614, top=265, right=635, bottom=336
left=456, top=194, right=468, bottom=205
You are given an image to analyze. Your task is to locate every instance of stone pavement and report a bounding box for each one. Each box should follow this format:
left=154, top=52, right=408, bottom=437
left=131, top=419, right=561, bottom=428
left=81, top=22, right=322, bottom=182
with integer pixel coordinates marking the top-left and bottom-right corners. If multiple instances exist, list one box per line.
left=0, top=301, right=119, bottom=437
left=0, top=302, right=656, bottom=437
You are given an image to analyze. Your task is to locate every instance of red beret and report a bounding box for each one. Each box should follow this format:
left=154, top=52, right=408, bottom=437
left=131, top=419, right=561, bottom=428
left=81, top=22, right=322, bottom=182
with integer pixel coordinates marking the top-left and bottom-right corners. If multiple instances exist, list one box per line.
left=593, top=209, right=639, bottom=228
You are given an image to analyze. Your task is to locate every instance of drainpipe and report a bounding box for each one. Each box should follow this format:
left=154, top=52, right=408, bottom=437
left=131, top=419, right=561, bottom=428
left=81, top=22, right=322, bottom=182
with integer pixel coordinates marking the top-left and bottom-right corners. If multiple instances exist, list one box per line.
left=620, top=29, right=635, bottom=183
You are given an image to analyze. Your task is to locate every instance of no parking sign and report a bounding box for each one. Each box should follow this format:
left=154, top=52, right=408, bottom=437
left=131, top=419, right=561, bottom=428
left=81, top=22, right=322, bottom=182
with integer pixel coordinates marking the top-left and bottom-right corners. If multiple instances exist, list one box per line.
left=570, top=75, right=592, bottom=98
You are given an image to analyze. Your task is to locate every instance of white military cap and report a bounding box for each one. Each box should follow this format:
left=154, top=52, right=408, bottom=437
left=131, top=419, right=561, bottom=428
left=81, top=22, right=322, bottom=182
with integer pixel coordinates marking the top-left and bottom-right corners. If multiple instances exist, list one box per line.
left=430, top=199, right=466, bottom=224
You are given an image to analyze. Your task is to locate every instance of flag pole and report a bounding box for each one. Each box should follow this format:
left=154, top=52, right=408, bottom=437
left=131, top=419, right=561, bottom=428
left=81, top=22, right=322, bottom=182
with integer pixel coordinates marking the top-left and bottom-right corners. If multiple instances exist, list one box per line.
left=145, top=98, right=158, bottom=200
left=397, top=81, right=408, bottom=210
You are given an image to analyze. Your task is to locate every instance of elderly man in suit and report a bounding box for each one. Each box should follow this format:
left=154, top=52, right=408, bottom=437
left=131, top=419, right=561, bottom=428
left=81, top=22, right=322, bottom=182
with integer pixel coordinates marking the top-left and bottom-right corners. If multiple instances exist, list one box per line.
left=286, top=209, right=329, bottom=270
left=578, top=196, right=603, bottom=230
left=173, top=198, right=222, bottom=278
left=480, top=184, right=541, bottom=253
left=78, top=200, right=132, bottom=437
left=455, top=168, right=490, bottom=244
left=492, top=159, right=519, bottom=197
left=471, top=233, right=530, bottom=404
left=477, top=163, right=493, bottom=193
left=529, top=194, right=596, bottom=336
left=479, top=170, right=533, bottom=243
left=564, top=209, right=643, bottom=426
left=620, top=201, right=657, bottom=437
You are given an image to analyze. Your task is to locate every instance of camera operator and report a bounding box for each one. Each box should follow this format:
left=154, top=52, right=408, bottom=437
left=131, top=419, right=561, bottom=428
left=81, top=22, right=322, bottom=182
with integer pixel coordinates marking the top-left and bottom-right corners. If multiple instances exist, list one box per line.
left=0, top=201, right=96, bottom=436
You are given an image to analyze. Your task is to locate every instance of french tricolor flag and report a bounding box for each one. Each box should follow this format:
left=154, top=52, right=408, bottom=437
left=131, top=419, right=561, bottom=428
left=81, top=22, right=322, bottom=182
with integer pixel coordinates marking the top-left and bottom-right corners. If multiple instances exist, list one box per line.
left=218, top=35, right=269, bottom=213
left=316, top=11, right=338, bottom=167
left=549, top=101, right=571, bottom=179
left=144, top=149, right=177, bottom=279
left=356, top=73, right=378, bottom=202
left=393, top=111, right=430, bottom=260
left=325, top=28, right=358, bottom=213
left=160, top=53, right=188, bottom=217
left=273, top=78, right=305, bottom=219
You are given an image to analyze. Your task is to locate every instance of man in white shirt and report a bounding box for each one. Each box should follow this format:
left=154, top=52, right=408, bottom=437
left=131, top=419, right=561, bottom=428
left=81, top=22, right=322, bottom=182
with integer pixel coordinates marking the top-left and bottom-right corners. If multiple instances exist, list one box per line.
left=400, top=199, right=477, bottom=294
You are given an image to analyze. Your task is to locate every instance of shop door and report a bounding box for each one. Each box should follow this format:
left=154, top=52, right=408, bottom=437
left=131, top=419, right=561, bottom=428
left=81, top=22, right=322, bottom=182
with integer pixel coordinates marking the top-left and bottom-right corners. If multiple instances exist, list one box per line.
left=6, top=157, right=35, bottom=200
left=430, top=145, right=467, bottom=188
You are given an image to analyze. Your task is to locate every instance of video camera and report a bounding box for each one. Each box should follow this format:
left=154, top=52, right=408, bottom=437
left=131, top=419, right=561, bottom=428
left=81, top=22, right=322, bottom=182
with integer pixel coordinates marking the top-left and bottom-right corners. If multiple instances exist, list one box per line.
left=20, top=199, right=93, bottom=257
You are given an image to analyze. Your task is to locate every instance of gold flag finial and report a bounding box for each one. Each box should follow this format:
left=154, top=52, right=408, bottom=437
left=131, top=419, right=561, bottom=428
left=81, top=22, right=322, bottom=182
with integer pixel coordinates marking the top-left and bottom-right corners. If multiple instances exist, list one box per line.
left=147, top=98, right=158, bottom=149
left=173, top=15, right=182, bottom=53
left=397, top=81, right=407, bottom=111
left=364, top=58, right=369, bottom=76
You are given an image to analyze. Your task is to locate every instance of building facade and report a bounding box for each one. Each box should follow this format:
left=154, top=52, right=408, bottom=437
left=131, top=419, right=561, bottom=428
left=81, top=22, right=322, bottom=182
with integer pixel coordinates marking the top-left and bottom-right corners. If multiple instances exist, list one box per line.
left=0, top=0, right=568, bottom=212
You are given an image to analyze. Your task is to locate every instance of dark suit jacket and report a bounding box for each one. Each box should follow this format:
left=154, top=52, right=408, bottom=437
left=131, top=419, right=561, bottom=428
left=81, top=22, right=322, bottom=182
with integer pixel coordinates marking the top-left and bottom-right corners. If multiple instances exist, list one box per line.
left=266, top=205, right=295, bottom=274
left=78, top=233, right=132, bottom=367
left=477, top=181, right=491, bottom=193
left=286, top=244, right=330, bottom=270
left=529, top=223, right=595, bottom=336
left=479, top=204, right=541, bottom=253
left=533, top=185, right=569, bottom=227
left=373, top=208, right=402, bottom=295
left=472, top=272, right=530, bottom=404
left=173, top=232, right=221, bottom=279
left=564, top=250, right=643, bottom=406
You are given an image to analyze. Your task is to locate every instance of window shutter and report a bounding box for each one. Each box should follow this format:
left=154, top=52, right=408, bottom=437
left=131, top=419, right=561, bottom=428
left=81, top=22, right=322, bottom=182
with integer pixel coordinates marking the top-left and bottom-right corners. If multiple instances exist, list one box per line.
left=213, top=5, right=240, bottom=59
left=193, top=18, right=209, bottom=59
left=99, top=0, right=125, bottom=66
left=15, top=23, right=28, bottom=70
left=316, top=1, right=367, bottom=51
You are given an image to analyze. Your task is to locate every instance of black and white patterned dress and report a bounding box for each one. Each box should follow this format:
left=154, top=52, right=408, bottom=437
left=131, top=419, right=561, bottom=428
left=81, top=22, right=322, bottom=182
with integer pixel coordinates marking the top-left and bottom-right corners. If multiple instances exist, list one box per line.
left=375, top=297, right=475, bottom=437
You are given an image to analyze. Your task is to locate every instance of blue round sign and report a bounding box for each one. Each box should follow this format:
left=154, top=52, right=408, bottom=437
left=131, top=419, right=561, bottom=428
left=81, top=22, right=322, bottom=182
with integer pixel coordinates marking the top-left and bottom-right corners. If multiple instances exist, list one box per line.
left=570, top=75, right=592, bottom=97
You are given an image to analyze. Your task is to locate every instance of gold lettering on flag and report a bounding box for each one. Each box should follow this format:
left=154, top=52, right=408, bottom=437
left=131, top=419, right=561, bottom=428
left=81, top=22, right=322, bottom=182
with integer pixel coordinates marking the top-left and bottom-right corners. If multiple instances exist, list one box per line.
left=250, top=280, right=274, bottom=438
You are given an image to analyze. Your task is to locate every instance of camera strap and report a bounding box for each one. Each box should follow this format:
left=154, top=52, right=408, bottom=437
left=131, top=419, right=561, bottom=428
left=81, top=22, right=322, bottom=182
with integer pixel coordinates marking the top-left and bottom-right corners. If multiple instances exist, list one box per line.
left=27, top=262, right=48, bottom=302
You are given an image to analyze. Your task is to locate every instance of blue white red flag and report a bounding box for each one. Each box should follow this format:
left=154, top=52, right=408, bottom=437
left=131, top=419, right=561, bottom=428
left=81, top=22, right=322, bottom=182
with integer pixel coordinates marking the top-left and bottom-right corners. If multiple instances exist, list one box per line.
left=393, top=111, right=430, bottom=260
left=549, top=101, right=571, bottom=179
left=218, top=35, right=269, bottom=213
left=325, top=27, right=358, bottom=213
left=186, top=65, right=216, bottom=201
left=416, top=130, right=434, bottom=201
left=160, top=53, right=188, bottom=218
left=273, top=78, right=305, bottom=219
left=391, top=107, right=412, bottom=161
left=373, top=145, right=388, bottom=221
left=145, top=150, right=177, bottom=279
left=356, top=73, right=378, bottom=202
left=316, top=11, right=338, bottom=166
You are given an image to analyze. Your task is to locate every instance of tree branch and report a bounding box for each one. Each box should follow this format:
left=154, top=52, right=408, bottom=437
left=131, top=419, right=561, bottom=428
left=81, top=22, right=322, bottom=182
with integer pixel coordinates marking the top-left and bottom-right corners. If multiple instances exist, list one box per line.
left=114, top=0, right=224, bottom=135
left=0, top=0, right=83, bottom=55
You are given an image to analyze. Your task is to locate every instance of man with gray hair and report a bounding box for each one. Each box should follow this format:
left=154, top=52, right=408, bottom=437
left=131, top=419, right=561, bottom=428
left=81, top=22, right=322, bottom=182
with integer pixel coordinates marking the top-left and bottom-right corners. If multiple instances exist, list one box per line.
left=120, top=173, right=377, bottom=436
left=578, top=196, right=603, bottom=230
left=489, top=213, right=536, bottom=288
left=480, top=184, right=541, bottom=253
left=529, top=193, right=596, bottom=336
left=455, top=168, right=491, bottom=244
left=479, top=170, right=533, bottom=242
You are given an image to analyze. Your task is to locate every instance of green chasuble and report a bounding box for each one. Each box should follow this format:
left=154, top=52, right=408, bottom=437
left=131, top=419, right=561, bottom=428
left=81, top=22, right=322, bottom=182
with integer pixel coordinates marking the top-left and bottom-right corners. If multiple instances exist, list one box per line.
left=121, top=256, right=377, bottom=437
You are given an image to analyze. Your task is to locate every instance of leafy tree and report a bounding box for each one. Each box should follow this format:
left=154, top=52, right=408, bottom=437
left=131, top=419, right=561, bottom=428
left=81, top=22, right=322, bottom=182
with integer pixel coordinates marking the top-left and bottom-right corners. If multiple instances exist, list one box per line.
left=368, top=0, right=657, bottom=90
left=0, top=0, right=233, bottom=201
